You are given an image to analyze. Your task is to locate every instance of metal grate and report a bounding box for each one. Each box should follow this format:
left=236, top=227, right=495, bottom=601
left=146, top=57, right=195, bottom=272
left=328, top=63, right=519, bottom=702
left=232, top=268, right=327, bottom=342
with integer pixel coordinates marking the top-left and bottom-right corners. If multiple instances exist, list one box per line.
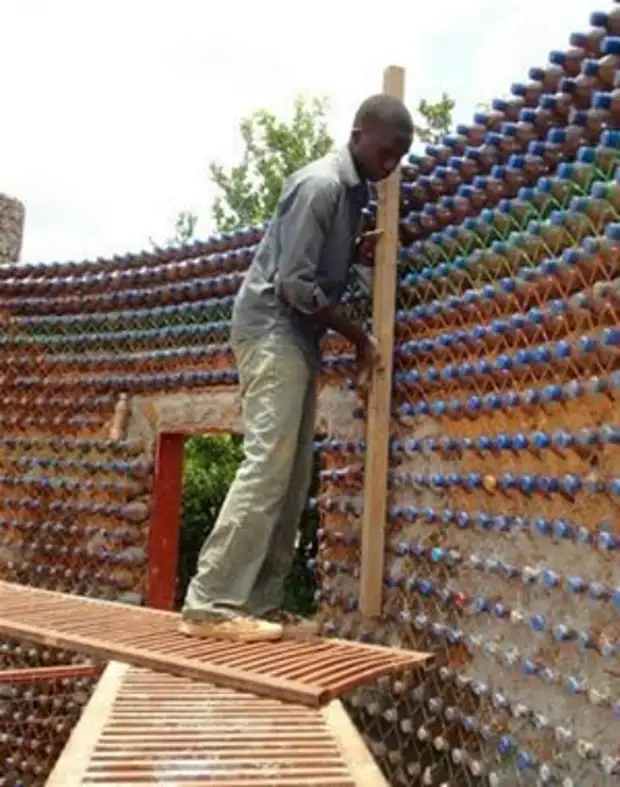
left=46, top=662, right=389, bottom=786
left=0, top=581, right=430, bottom=706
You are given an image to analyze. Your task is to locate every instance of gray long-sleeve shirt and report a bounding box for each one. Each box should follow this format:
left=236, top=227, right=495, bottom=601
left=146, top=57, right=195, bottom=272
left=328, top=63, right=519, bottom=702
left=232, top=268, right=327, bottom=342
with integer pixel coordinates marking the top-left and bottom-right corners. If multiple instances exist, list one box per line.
left=230, top=146, right=369, bottom=364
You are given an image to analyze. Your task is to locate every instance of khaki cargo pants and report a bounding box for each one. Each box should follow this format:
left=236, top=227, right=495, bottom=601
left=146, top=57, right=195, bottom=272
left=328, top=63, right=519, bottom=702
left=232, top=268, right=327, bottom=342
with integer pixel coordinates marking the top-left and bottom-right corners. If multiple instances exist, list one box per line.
left=182, top=333, right=316, bottom=621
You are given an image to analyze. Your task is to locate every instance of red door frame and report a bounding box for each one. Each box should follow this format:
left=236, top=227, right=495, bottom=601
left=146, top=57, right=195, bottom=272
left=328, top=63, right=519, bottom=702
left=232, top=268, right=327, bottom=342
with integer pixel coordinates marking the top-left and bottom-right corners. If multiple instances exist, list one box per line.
left=146, top=432, right=185, bottom=610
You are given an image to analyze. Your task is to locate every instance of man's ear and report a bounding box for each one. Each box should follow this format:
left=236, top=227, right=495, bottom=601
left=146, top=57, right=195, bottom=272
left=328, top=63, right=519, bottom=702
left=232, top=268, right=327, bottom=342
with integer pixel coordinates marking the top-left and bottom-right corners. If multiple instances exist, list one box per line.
left=350, top=127, right=362, bottom=146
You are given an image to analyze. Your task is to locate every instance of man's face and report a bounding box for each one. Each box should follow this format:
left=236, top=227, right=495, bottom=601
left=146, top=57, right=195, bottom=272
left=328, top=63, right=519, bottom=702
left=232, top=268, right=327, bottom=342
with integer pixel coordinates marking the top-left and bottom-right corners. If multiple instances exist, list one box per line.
left=354, top=125, right=412, bottom=182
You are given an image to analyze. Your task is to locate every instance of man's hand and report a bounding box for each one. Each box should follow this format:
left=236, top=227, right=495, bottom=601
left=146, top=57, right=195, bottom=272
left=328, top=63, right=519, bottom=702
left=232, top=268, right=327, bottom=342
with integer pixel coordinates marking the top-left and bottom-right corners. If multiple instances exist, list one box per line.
left=355, top=229, right=383, bottom=265
left=356, top=333, right=381, bottom=392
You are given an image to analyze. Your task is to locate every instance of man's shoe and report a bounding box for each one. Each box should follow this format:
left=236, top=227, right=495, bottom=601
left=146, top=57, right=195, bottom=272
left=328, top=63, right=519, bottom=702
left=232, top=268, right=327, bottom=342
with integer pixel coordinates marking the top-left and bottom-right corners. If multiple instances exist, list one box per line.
left=178, top=614, right=283, bottom=642
left=263, top=610, right=320, bottom=639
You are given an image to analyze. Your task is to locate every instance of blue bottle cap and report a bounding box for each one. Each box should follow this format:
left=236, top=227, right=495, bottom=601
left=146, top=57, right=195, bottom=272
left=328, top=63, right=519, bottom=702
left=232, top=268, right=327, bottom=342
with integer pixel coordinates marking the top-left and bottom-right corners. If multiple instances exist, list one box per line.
left=605, top=222, right=620, bottom=241
left=576, top=146, right=596, bottom=163
left=590, top=11, right=608, bottom=28
left=508, top=153, right=525, bottom=169
left=559, top=77, right=577, bottom=94
left=520, top=108, right=536, bottom=123
left=529, top=66, right=545, bottom=81
left=549, top=50, right=566, bottom=65
left=571, top=109, right=588, bottom=126
left=602, top=129, right=620, bottom=148
left=582, top=58, right=600, bottom=77
left=569, top=32, right=587, bottom=48
left=602, top=36, right=620, bottom=56
left=492, top=97, right=508, bottom=111
left=593, top=91, right=612, bottom=109
left=540, top=94, right=557, bottom=110
left=511, top=82, right=527, bottom=96
left=501, top=123, right=519, bottom=140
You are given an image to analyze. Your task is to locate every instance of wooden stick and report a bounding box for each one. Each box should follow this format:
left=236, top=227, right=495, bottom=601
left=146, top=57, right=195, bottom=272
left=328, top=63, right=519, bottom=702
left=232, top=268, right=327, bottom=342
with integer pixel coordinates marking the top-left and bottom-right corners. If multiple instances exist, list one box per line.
left=359, top=65, right=405, bottom=618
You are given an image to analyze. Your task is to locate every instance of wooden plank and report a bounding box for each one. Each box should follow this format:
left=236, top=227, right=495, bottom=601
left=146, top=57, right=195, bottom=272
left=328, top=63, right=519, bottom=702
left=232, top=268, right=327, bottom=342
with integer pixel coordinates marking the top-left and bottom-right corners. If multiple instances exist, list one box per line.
left=360, top=65, right=406, bottom=617
left=0, top=580, right=430, bottom=708
left=321, top=699, right=388, bottom=786
left=47, top=663, right=389, bottom=786
left=45, top=662, right=130, bottom=787
left=0, top=663, right=101, bottom=684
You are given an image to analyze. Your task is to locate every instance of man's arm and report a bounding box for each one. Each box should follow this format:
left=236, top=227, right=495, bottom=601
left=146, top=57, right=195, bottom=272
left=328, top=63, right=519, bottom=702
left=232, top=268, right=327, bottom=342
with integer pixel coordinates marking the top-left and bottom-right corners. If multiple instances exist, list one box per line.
left=275, top=176, right=367, bottom=347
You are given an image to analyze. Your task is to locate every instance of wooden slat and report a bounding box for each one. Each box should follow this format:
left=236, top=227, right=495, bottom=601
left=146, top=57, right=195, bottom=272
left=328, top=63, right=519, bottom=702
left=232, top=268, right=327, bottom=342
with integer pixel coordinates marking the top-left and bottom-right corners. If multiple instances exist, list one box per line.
left=46, top=662, right=389, bottom=786
left=0, top=581, right=430, bottom=707
left=360, top=64, right=406, bottom=617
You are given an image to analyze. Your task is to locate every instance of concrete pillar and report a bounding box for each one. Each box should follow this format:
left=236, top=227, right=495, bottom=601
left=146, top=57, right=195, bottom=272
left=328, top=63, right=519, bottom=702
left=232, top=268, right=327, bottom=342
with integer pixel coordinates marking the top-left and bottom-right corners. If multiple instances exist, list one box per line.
left=0, top=192, right=25, bottom=264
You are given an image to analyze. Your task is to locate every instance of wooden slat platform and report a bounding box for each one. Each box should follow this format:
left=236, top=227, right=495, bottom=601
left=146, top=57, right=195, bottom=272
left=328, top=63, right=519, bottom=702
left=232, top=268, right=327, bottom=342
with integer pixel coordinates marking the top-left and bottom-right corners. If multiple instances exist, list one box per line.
left=46, top=662, right=389, bottom=786
left=0, top=581, right=430, bottom=706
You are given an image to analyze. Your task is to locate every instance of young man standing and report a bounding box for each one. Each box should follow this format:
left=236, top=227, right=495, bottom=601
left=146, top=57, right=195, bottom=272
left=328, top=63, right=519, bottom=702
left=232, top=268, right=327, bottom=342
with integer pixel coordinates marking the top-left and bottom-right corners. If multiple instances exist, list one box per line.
left=180, top=93, right=414, bottom=641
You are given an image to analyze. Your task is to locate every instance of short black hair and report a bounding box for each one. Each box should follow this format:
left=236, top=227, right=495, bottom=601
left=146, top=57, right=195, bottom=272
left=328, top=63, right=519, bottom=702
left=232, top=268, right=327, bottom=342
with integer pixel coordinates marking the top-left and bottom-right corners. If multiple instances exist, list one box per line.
left=353, top=94, right=414, bottom=138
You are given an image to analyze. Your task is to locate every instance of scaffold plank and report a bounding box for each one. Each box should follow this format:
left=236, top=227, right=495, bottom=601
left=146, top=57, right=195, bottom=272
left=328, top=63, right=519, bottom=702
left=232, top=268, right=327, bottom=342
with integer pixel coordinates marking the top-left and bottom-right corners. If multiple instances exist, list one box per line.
left=0, top=581, right=430, bottom=706
left=46, top=662, right=389, bottom=786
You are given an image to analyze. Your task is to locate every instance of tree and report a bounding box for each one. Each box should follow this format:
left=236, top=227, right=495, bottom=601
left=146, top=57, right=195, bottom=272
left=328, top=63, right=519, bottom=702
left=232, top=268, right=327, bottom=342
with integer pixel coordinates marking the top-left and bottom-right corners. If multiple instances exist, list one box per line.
left=413, top=93, right=455, bottom=145
left=210, top=96, right=333, bottom=231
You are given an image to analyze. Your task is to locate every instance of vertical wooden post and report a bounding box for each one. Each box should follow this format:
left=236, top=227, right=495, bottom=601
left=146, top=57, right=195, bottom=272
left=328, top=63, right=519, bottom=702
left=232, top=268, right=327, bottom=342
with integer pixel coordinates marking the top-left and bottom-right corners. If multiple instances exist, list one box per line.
left=359, top=65, right=405, bottom=618
left=147, top=432, right=185, bottom=610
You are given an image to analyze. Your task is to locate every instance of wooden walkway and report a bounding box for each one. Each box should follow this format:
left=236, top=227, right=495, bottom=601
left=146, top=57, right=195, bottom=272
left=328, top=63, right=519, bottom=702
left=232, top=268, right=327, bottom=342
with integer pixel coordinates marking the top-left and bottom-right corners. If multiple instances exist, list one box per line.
left=46, top=662, right=389, bottom=786
left=0, top=581, right=430, bottom=706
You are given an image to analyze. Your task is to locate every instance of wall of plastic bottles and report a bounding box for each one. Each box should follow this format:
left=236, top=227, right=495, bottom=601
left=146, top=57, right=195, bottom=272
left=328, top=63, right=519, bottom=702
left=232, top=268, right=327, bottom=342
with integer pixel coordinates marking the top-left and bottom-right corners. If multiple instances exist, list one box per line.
left=0, top=4, right=619, bottom=785
left=316, top=10, right=620, bottom=786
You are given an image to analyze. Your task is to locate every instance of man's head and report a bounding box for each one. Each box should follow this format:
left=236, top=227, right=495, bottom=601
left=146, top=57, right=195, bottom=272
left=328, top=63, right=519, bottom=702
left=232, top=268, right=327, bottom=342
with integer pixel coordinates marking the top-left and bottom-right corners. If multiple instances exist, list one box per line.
left=349, top=94, right=413, bottom=183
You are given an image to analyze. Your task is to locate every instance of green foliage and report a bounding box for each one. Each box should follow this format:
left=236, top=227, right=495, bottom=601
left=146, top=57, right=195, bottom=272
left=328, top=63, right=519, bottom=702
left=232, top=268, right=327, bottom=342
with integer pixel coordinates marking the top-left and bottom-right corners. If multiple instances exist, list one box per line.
left=176, top=434, right=244, bottom=607
left=173, top=211, right=198, bottom=244
left=177, top=433, right=319, bottom=618
left=414, top=93, right=455, bottom=145
left=209, top=95, right=334, bottom=232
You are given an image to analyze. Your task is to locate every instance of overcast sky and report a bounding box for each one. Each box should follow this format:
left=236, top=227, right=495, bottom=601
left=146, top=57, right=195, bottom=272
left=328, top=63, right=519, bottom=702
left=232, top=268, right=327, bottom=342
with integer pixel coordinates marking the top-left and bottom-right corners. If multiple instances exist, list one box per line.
left=0, top=0, right=605, bottom=263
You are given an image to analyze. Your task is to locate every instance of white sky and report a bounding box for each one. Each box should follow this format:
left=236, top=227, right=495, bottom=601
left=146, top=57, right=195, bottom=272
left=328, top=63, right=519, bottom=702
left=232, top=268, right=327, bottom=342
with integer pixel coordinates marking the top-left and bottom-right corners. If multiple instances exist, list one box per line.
left=0, top=0, right=606, bottom=263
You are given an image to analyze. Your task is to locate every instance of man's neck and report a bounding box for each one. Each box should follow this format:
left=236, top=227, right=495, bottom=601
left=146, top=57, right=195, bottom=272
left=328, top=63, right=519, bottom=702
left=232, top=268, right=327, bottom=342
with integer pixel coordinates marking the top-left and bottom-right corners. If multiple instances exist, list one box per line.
left=347, top=141, right=366, bottom=182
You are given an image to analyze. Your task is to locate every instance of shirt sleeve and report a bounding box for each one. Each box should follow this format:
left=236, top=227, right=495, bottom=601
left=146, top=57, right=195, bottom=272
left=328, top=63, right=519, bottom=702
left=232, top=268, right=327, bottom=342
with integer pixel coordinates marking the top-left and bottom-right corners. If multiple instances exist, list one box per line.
left=274, top=175, right=338, bottom=315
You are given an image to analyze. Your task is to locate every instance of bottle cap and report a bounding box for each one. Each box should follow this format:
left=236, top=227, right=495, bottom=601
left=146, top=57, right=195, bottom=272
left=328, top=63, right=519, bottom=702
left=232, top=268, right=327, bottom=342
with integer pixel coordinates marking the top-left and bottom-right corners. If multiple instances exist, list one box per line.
left=582, top=58, right=600, bottom=77
left=569, top=32, right=587, bottom=47
left=559, top=77, right=577, bottom=94
left=547, top=127, right=566, bottom=144
left=589, top=11, right=608, bottom=28
left=549, top=50, right=566, bottom=65
left=570, top=109, right=588, bottom=126
left=602, top=36, right=620, bottom=55
left=500, top=122, right=517, bottom=136
left=593, top=91, right=612, bottom=109
left=508, top=154, right=525, bottom=169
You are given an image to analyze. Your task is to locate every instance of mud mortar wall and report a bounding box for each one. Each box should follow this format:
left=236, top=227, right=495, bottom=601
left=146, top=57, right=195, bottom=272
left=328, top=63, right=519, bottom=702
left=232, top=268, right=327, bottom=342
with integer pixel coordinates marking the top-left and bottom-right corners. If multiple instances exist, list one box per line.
left=0, top=192, right=24, bottom=265
left=0, top=6, right=619, bottom=785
